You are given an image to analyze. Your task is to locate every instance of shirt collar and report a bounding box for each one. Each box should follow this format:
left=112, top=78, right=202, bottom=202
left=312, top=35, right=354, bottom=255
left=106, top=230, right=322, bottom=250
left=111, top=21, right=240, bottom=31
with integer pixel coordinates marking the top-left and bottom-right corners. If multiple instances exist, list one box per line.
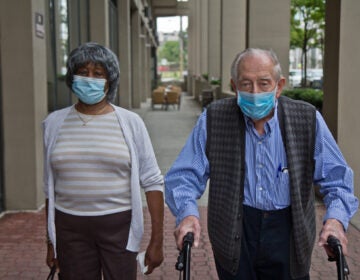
left=243, top=100, right=279, bottom=135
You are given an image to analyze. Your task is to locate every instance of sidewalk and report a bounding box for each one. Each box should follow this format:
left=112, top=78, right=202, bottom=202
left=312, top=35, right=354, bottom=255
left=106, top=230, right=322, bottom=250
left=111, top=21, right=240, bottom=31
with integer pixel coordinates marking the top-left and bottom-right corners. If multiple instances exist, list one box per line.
left=0, top=94, right=359, bottom=279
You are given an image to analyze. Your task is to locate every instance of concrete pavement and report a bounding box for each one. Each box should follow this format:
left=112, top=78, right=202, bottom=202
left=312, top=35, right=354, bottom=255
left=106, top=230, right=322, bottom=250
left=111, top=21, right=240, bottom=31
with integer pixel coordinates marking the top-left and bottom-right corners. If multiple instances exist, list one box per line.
left=0, top=94, right=359, bottom=279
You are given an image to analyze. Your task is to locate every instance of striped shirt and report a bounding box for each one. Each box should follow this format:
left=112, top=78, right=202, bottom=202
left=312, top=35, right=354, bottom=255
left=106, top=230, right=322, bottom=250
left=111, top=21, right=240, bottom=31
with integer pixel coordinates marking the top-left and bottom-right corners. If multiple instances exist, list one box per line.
left=242, top=106, right=289, bottom=210
left=51, top=107, right=131, bottom=216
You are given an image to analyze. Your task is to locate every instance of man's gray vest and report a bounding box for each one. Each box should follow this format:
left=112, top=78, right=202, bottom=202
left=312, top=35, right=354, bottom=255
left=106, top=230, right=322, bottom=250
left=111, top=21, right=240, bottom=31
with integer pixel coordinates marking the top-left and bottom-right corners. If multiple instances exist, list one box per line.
left=206, top=96, right=316, bottom=278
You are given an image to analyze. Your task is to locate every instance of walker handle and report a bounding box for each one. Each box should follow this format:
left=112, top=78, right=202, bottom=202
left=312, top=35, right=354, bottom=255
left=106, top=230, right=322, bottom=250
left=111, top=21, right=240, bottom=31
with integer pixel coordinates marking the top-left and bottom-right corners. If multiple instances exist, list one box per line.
left=327, top=235, right=350, bottom=280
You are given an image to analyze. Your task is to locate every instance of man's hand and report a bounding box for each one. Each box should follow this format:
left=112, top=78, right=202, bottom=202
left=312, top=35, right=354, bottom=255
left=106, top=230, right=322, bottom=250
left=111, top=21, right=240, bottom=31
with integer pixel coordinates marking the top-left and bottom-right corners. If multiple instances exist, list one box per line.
left=318, top=218, right=348, bottom=257
left=174, top=215, right=201, bottom=250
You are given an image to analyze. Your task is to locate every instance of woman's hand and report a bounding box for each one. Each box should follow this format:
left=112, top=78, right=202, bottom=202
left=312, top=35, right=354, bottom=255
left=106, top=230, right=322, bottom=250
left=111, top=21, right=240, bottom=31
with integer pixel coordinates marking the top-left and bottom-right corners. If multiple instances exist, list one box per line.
left=144, top=239, right=164, bottom=274
left=46, top=243, right=59, bottom=272
left=144, top=190, right=164, bottom=274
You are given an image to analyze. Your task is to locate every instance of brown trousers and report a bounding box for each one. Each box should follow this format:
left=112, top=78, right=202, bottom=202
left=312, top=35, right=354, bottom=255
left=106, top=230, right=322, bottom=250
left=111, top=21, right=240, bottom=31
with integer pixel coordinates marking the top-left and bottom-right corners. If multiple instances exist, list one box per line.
left=55, top=209, right=137, bottom=280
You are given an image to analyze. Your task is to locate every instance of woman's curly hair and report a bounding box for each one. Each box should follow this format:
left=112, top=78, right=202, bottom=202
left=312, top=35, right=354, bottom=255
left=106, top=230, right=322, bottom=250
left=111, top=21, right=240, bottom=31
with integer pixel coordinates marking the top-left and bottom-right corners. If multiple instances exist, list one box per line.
left=65, top=42, right=120, bottom=102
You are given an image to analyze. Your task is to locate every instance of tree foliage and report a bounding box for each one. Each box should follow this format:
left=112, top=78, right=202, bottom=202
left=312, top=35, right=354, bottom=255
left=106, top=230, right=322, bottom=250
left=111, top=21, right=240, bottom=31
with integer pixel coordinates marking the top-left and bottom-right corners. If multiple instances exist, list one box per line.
left=158, top=41, right=180, bottom=64
left=290, top=0, right=325, bottom=87
left=157, top=30, right=188, bottom=66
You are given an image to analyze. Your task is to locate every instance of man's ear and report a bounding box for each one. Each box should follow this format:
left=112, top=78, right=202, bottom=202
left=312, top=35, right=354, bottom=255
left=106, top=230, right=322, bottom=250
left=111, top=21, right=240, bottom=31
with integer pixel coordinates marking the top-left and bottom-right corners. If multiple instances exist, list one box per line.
left=230, top=79, right=237, bottom=93
left=276, top=77, right=286, bottom=98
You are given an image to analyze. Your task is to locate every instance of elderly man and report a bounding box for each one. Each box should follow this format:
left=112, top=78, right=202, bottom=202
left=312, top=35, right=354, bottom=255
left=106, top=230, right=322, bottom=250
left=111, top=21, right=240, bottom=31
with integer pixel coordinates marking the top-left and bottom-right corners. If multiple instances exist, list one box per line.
left=165, top=48, right=358, bottom=280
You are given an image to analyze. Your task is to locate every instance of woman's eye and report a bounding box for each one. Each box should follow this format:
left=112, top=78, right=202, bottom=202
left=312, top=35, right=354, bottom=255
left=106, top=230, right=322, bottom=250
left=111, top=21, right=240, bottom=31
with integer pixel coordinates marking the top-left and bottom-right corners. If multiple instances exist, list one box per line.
left=76, top=69, right=88, bottom=76
left=93, top=70, right=106, bottom=77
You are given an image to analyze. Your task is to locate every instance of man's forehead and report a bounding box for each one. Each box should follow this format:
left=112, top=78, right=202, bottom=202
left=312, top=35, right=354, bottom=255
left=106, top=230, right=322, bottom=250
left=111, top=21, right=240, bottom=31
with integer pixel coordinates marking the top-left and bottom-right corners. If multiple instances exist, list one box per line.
left=239, top=73, right=274, bottom=81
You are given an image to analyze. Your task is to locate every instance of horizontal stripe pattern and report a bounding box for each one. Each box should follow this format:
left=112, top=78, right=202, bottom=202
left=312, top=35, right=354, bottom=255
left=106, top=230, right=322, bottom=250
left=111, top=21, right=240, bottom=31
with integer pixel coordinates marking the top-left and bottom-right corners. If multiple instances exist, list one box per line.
left=51, top=108, right=132, bottom=216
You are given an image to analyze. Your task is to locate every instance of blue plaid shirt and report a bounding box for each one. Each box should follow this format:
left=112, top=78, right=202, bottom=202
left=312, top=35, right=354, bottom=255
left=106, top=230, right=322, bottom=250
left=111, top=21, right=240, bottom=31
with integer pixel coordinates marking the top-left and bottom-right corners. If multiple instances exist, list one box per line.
left=165, top=105, right=358, bottom=230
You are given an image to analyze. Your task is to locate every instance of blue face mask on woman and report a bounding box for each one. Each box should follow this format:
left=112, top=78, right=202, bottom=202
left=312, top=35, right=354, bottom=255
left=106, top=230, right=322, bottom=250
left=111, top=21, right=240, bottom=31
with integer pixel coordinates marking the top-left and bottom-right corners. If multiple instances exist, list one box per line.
left=72, top=75, right=107, bottom=105
left=237, top=87, right=277, bottom=120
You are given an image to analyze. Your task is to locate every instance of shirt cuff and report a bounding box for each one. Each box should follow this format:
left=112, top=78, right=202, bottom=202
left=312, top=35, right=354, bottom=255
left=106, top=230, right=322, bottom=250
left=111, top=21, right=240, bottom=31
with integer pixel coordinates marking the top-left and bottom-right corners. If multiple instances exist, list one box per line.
left=323, top=208, right=349, bottom=231
left=176, top=200, right=200, bottom=226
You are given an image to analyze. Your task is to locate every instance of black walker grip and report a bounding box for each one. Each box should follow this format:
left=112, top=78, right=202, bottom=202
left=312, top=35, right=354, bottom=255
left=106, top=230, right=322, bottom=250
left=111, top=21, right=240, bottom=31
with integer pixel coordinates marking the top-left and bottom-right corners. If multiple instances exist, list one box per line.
left=175, top=232, right=195, bottom=280
left=327, top=235, right=350, bottom=280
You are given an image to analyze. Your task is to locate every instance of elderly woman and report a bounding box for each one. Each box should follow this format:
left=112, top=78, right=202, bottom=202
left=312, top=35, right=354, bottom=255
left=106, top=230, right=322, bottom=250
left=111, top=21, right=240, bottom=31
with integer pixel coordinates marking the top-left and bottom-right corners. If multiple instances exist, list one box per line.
left=43, top=42, right=164, bottom=279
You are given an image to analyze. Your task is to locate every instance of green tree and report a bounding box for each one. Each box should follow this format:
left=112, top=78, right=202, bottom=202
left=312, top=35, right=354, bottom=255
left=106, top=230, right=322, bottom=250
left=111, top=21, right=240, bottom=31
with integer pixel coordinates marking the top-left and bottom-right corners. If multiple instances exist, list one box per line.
left=158, top=41, right=180, bottom=64
left=179, top=30, right=188, bottom=67
left=290, top=0, right=325, bottom=87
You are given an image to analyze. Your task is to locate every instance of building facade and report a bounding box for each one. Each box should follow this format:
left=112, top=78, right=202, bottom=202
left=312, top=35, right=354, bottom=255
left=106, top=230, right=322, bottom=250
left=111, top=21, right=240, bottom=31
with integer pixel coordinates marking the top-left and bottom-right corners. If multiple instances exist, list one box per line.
left=0, top=0, right=159, bottom=211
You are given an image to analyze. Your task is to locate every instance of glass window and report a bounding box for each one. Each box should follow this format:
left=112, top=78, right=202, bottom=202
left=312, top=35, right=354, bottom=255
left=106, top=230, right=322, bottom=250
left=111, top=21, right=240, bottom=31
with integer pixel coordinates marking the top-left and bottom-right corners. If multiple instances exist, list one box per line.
left=58, top=0, right=69, bottom=76
left=108, top=0, right=118, bottom=54
left=48, top=0, right=71, bottom=111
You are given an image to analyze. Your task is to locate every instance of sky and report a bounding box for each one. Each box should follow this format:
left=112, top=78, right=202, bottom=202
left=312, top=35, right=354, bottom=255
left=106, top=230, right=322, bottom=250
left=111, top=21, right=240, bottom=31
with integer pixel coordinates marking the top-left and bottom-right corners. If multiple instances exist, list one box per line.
left=156, top=16, right=188, bottom=33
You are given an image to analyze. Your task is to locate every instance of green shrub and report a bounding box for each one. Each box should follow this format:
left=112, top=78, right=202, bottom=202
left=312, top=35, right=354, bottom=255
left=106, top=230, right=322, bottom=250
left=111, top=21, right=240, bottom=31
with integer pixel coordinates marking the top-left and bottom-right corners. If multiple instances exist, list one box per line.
left=282, top=88, right=323, bottom=111
left=210, top=78, right=221, bottom=85
left=202, top=73, right=209, bottom=81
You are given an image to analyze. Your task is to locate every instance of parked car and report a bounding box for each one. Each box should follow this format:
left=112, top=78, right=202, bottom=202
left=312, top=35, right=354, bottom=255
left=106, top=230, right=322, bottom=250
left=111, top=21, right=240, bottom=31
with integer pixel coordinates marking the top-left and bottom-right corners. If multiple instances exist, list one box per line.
left=289, top=69, right=302, bottom=87
left=308, top=69, right=323, bottom=89
left=288, top=68, right=323, bottom=89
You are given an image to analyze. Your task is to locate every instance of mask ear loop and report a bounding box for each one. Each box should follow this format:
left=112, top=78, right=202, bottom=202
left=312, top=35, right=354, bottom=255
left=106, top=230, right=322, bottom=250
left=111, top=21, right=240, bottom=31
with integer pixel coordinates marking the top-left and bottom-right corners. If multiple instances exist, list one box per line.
left=104, top=80, right=110, bottom=95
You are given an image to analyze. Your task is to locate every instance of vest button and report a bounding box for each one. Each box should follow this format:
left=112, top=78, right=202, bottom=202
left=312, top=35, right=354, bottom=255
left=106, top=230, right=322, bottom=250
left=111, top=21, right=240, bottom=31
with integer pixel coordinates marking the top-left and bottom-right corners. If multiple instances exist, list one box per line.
left=237, top=213, right=241, bottom=219
left=235, top=234, right=240, bottom=240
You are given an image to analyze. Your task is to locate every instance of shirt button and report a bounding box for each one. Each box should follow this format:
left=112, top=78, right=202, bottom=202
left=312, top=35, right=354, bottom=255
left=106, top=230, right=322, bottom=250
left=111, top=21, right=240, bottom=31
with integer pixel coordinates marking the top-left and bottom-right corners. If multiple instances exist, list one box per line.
left=258, top=186, right=263, bottom=191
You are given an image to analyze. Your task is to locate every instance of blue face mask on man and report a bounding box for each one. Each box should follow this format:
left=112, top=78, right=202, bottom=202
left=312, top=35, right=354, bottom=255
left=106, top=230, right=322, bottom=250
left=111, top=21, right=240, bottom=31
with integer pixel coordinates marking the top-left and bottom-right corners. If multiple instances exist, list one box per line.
left=72, top=75, right=107, bottom=105
left=237, top=87, right=277, bottom=120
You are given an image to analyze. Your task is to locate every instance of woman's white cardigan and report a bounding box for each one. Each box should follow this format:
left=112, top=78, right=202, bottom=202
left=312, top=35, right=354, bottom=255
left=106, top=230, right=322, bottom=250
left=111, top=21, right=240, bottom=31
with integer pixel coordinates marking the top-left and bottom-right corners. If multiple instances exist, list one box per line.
left=43, top=104, right=164, bottom=257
